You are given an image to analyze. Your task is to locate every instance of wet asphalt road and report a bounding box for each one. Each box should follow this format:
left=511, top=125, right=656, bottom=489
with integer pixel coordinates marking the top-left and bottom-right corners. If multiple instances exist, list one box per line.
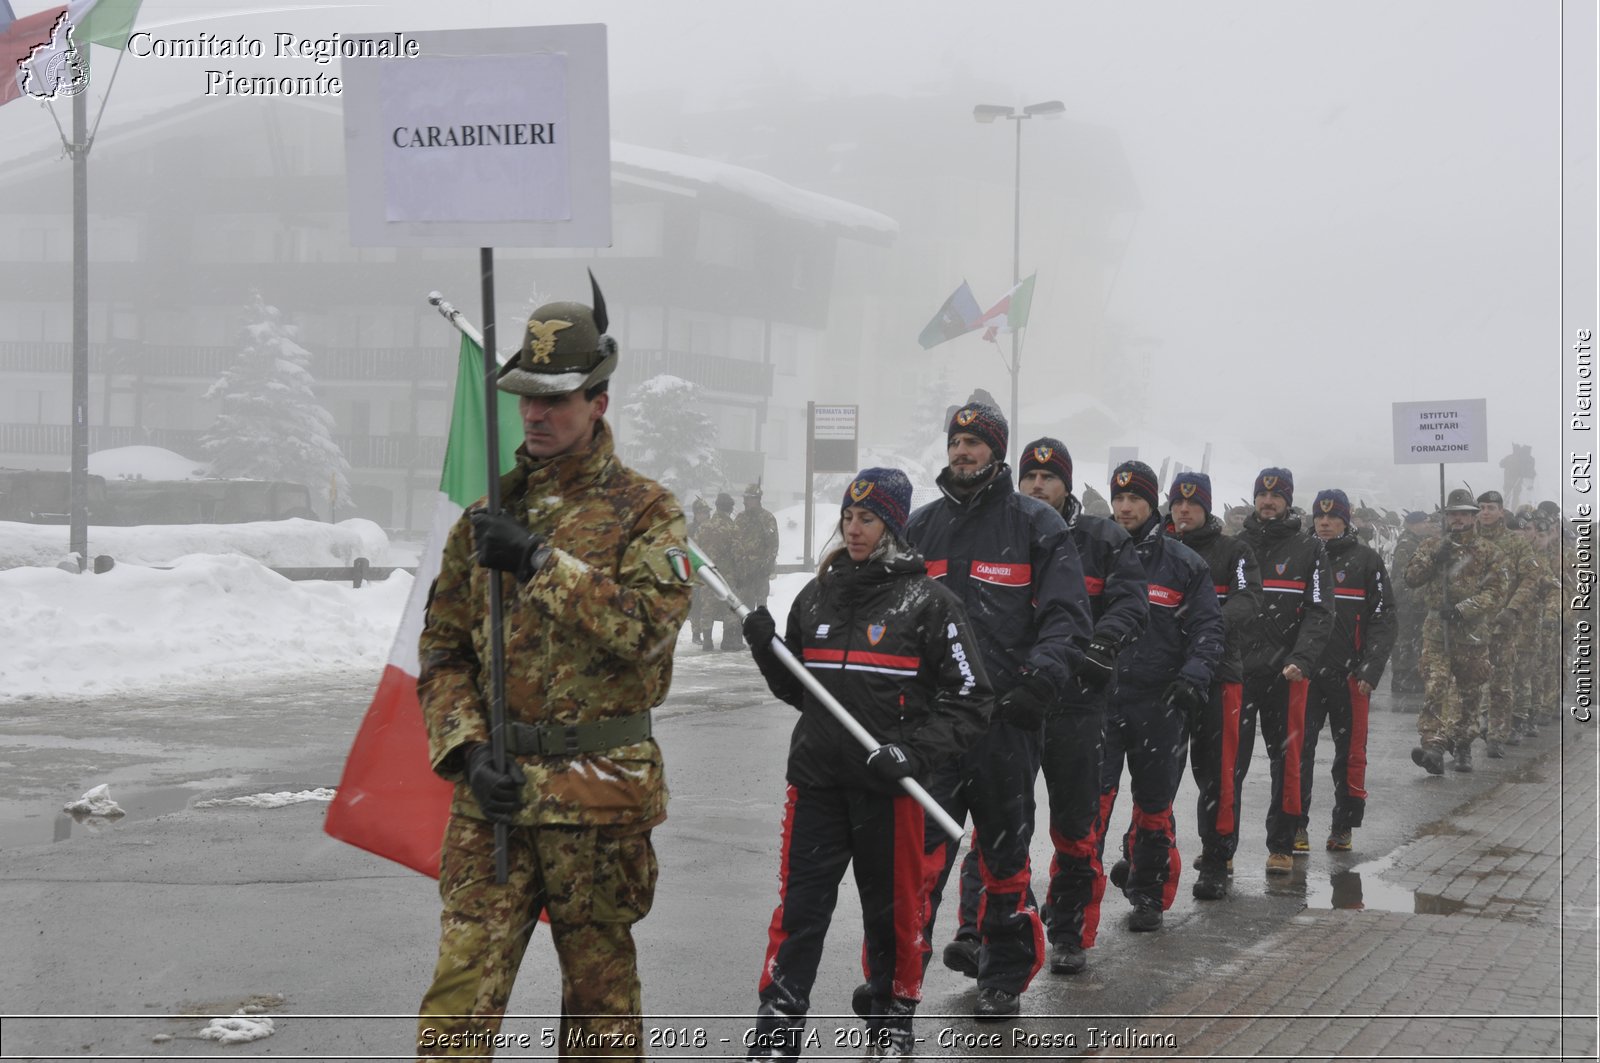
left=0, top=643, right=1561, bottom=1059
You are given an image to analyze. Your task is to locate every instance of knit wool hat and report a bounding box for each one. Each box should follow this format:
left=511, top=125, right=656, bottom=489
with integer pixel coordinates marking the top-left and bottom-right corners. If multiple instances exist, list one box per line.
left=947, top=402, right=1009, bottom=462
left=1109, top=460, right=1161, bottom=512
left=1311, top=488, right=1351, bottom=526
left=1018, top=437, right=1073, bottom=493
left=1404, top=509, right=1430, bottom=526
left=1253, top=467, right=1294, bottom=507
left=842, top=467, right=914, bottom=542
left=1168, top=471, right=1213, bottom=517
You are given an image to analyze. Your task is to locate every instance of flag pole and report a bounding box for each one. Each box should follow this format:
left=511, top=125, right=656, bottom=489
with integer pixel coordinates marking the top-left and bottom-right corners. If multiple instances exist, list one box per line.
left=478, top=248, right=511, bottom=885
left=688, top=539, right=965, bottom=843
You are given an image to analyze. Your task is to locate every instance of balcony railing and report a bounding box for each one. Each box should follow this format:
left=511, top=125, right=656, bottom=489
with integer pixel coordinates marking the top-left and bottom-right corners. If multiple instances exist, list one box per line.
left=614, top=348, right=773, bottom=398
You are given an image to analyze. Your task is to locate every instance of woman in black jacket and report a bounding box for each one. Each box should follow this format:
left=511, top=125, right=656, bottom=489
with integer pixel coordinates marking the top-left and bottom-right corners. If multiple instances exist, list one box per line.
left=740, top=466, right=992, bottom=1062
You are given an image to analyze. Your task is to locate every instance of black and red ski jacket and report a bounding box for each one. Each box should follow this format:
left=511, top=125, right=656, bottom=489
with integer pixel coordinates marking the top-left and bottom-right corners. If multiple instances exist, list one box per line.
left=1113, top=514, right=1225, bottom=698
left=1312, top=530, right=1397, bottom=687
left=905, top=465, right=1093, bottom=699
left=754, top=549, right=994, bottom=793
left=1167, top=514, right=1262, bottom=684
left=1062, top=494, right=1148, bottom=704
left=1236, top=511, right=1335, bottom=678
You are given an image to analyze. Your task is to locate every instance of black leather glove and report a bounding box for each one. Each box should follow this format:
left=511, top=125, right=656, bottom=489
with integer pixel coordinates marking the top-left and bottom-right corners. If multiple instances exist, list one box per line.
left=997, top=673, right=1055, bottom=731
left=1433, top=539, right=1455, bottom=563
left=866, top=743, right=922, bottom=782
left=1162, top=679, right=1208, bottom=731
left=1079, top=636, right=1117, bottom=691
left=742, top=606, right=777, bottom=652
left=463, top=742, right=526, bottom=823
left=469, top=510, right=549, bottom=582
left=1441, top=603, right=1464, bottom=624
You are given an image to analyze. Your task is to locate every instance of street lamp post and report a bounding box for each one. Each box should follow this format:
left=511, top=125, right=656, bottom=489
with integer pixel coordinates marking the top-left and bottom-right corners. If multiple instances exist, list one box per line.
left=973, top=100, right=1063, bottom=444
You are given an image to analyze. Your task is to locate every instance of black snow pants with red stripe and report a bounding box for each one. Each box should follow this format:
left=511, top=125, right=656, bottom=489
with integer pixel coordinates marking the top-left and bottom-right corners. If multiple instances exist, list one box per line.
left=1188, top=680, right=1245, bottom=866
left=920, top=720, right=1044, bottom=995
left=1100, top=689, right=1188, bottom=912
left=1247, top=670, right=1311, bottom=855
left=953, top=701, right=1106, bottom=950
left=1300, top=673, right=1369, bottom=832
left=758, top=784, right=929, bottom=1014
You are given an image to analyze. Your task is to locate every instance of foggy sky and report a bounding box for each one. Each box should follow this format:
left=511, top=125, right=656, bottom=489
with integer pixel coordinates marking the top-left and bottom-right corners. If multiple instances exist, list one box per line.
left=0, top=0, right=1580, bottom=509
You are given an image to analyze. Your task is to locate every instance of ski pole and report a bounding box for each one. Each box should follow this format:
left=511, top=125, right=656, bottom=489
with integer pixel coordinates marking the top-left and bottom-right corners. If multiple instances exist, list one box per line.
left=688, top=539, right=965, bottom=843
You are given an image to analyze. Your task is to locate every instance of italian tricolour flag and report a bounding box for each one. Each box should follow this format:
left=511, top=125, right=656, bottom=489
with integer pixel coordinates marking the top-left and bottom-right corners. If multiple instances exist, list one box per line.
left=323, top=336, right=521, bottom=877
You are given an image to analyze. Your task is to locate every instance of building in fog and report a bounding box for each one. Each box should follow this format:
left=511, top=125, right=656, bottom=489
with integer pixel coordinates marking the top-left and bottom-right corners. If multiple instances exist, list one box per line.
left=0, top=97, right=895, bottom=529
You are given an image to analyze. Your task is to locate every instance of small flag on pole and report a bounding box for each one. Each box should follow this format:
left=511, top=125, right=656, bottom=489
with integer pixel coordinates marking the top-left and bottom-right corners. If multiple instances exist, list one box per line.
left=917, top=280, right=983, bottom=350
left=978, top=273, right=1036, bottom=342
left=324, top=335, right=521, bottom=877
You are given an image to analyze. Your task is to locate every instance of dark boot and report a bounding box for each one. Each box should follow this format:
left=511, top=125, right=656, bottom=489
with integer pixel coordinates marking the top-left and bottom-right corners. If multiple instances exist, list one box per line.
left=748, top=1001, right=805, bottom=1062
left=1411, top=745, right=1445, bottom=775
left=941, top=937, right=979, bottom=978
left=869, top=997, right=916, bottom=1060
left=1453, top=737, right=1474, bottom=773
left=1193, top=861, right=1230, bottom=900
left=973, top=987, right=1020, bottom=1021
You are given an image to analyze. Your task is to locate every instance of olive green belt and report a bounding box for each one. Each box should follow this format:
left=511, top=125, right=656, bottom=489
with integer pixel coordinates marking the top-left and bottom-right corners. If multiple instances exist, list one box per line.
left=504, top=711, right=652, bottom=757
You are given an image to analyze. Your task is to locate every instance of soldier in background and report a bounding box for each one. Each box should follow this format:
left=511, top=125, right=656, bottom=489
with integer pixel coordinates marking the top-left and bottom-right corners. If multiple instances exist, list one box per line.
left=1404, top=489, right=1509, bottom=775
left=1387, top=511, right=1432, bottom=701
left=1533, top=504, right=1565, bottom=728
left=695, top=493, right=739, bottom=651
left=687, top=497, right=714, bottom=649
left=1472, top=491, right=1541, bottom=758
left=726, top=483, right=780, bottom=651
left=415, top=280, right=693, bottom=1059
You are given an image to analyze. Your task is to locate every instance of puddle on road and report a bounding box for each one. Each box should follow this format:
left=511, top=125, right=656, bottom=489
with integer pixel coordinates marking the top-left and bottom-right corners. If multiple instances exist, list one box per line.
left=1305, top=870, right=1469, bottom=915
left=0, top=785, right=201, bottom=849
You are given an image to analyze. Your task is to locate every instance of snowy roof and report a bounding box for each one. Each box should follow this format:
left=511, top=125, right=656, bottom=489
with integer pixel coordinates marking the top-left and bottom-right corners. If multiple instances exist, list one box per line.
left=611, top=142, right=898, bottom=241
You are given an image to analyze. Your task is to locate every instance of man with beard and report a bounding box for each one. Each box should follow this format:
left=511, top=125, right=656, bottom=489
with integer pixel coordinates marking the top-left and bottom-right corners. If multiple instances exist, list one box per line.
left=1235, top=468, right=1335, bottom=875
left=944, top=437, right=1147, bottom=977
left=1097, top=461, right=1223, bottom=930
left=1301, top=489, right=1396, bottom=852
left=1165, top=472, right=1261, bottom=900
left=892, top=403, right=1093, bottom=1019
left=1405, top=489, right=1509, bottom=773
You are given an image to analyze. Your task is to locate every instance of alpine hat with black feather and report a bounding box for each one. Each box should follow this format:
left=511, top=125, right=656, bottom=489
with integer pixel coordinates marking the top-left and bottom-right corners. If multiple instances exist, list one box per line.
left=497, top=270, right=620, bottom=397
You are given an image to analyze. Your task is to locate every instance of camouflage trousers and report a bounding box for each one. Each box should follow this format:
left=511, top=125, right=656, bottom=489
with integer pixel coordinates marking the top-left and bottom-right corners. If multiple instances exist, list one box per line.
left=1388, top=616, right=1426, bottom=695
left=1532, top=619, right=1562, bottom=720
left=1476, top=624, right=1537, bottom=741
left=689, top=586, right=721, bottom=641
left=417, top=815, right=658, bottom=1061
left=1416, top=622, right=1492, bottom=749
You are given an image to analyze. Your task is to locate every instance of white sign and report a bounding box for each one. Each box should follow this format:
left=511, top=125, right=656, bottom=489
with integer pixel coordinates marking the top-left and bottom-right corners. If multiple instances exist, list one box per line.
left=813, top=405, right=858, bottom=440
left=378, top=54, right=570, bottom=223
left=1391, top=398, right=1489, bottom=464
left=342, top=24, right=611, bottom=247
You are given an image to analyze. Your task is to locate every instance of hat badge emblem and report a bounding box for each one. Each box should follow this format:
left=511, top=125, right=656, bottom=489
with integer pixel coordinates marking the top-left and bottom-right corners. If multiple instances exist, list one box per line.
left=955, top=408, right=978, bottom=426
left=1262, top=475, right=1278, bottom=490
left=1115, top=470, right=1133, bottom=487
left=850, top=480, right=875, bottom=502
left=1320, top=499, right=1335, bottom=513
left=1033, top=446, right=1053, bottom=463
left=525, top=318, right=573, bottom=364
left=1179, top=482, right=1196, bottom=499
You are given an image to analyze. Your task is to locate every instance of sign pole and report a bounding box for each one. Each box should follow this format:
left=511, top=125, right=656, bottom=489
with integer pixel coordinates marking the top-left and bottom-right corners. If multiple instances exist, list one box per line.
left=1439, top=462, right=1450, bottom=659
left=804, top=401, right=815, bottom=569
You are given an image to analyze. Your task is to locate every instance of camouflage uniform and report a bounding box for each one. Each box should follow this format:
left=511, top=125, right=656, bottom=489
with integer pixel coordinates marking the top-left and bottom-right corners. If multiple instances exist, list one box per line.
left=1404, top=522, right=1509, bottom=757
left=1512, top=533, right=1559, bottom=735
left=727, top=494, right=779, bottom=649
left=687, top=504, right=716, bottom=646
left=416, top=417, right=692, bottom=1060
left=1473, top=519, right=1541, bottom=746
left=1387, top=525, right=1429, bottom=697
left=1537, top=531, right=1566, bottom=720
left=695, top=508, right=738, bottom=649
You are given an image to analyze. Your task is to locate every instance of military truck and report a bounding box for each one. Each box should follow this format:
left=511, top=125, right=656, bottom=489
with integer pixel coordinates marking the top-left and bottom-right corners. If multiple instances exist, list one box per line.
left=0, top=469, right=112, bottom=523
left=0, top=470, right=317, bottom=525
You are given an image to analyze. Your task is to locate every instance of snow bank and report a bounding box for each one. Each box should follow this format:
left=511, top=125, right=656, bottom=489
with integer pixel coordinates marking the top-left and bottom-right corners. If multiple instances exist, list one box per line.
left=196, top=788, right=336, bottom=809
left=0, top=517, right=393, bottom=571
left=0, top=554, right=411, bottom=702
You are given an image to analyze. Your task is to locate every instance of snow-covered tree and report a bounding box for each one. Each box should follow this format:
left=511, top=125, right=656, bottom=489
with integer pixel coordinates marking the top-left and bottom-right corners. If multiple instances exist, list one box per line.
left=199, top=292, right=351, bottom=513
left=617, top=374, right=724, bottom=500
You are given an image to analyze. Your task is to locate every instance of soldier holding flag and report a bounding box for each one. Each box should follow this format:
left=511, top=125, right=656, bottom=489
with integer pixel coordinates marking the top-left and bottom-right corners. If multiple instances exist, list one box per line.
left=414, top=279, right=693, bottom=1060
